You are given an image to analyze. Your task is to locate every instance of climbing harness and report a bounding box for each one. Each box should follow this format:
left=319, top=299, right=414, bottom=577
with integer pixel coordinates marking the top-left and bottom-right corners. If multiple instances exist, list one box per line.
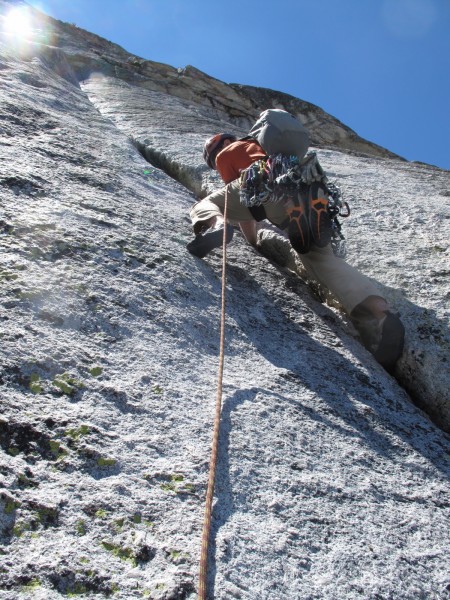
left=239, top=152, right=351, bottom=258
left=198, top=187, right=229, bottom=599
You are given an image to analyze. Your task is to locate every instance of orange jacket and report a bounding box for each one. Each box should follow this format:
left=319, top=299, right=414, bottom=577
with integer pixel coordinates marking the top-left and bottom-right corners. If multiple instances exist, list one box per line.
left=216, top=140, right=266, bottom=184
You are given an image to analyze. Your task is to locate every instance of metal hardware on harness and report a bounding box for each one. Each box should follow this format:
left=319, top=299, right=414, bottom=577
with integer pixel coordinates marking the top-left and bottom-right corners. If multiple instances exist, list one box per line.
left=239, top=154, right=351, bottom=259
left=326, top=180, right=350, bottom=259
left=198, top=186, right=229, bottom=599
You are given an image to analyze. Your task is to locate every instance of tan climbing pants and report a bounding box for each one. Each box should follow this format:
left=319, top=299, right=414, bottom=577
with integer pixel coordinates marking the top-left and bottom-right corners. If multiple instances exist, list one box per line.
left=189, top=179, right=381, bottom=315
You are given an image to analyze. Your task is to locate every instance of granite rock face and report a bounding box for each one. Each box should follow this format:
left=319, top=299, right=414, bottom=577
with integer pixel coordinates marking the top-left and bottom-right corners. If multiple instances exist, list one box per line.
left=0, top=2, right=449, bottom=599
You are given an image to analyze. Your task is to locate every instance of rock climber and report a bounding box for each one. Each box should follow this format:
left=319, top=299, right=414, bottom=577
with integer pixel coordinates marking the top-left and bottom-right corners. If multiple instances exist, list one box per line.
left=186, top=121, right=405, bottom=373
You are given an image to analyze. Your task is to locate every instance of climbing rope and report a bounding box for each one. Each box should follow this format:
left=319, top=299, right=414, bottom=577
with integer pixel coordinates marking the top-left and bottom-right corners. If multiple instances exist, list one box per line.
left=198, top=186, right=229, bottom=600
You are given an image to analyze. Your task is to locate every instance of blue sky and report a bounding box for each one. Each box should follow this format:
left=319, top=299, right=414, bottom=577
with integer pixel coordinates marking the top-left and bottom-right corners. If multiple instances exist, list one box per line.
left=27, top=0, right=450, bottom=170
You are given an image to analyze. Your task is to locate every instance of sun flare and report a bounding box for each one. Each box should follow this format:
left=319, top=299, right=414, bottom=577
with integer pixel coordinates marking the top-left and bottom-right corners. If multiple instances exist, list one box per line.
left=3, top=6, right=34, bottom=38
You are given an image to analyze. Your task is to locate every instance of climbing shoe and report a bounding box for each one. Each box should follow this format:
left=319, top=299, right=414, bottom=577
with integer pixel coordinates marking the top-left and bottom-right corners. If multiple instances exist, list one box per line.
left=286, top=189, right=311, bottom=254
left=373, top=311, right=405, bottom=373
left=308, top=182, right=332, bottom=248
left=186, top=223, right=234, bottom=258
left=351, top=308, right=405, bottom=373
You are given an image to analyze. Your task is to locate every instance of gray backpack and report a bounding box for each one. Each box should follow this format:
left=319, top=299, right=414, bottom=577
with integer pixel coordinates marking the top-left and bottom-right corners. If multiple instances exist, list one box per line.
left=248, top=109, right=310, bottom=160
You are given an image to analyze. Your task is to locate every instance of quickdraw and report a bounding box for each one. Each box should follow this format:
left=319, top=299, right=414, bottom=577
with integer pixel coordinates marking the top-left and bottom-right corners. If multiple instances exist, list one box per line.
left=239, top=154, right=301, bottom=207
left=239, top=153, right=351, bottom=258
left=326, top=180, right=351, bottom=259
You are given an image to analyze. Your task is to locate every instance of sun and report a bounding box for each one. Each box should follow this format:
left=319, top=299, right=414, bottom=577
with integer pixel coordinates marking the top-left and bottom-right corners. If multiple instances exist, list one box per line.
left=3, top=6, right=34, bottom=38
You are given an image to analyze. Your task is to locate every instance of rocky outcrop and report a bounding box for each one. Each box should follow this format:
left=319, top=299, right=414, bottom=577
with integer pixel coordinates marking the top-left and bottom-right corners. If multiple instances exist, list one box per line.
left=0, top=1, right=449, bottom=599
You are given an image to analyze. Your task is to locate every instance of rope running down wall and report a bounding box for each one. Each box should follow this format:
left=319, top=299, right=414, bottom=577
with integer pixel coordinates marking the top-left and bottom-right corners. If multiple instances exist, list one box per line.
left=198, top=186, right=229, bottom=599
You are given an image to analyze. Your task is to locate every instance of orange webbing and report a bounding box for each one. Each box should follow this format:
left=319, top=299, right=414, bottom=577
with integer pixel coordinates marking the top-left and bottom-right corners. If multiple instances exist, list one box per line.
left=198, top=186, right=229, bottom=600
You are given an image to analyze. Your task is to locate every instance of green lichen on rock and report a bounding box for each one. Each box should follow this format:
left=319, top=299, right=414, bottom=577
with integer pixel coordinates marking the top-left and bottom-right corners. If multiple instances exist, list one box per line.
left=17, top=472, right=38, bottom=488
left=96, top=457, right=116, bottom=468
left=49, top=440, right=60, bottom=454
left=36, top=505, right=59, bottom=526
left=29, top=373, right=42, bottom=394
left=67, top=583, right=88, bottom=597
left=22, top=578, right=41, bottom=591
left=13, top=520, right=30, bottom=537
left=159, top=473, right=195, bottom=495
left=89, top=366, right=103, bottom=377
left=76, top=519, right=87, bottom=535
left=65, top=424, right=90, bottom=439
left=4, top=498, right=21, bottom=514
left=167, top=549, right=190, bottom=564
left=160, top=482, right=177, bottom=493
left=101, top=541, right=136, bottom=566
left=49, top=439, right=68, bottom=459
left=53, top=373, right=83, bottom=395
left=113, top=517, right=125, bottom=531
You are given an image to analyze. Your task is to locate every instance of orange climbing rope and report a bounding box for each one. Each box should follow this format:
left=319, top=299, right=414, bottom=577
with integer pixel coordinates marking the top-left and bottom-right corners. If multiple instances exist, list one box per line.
left=198, top=186, right=229, bottom=600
